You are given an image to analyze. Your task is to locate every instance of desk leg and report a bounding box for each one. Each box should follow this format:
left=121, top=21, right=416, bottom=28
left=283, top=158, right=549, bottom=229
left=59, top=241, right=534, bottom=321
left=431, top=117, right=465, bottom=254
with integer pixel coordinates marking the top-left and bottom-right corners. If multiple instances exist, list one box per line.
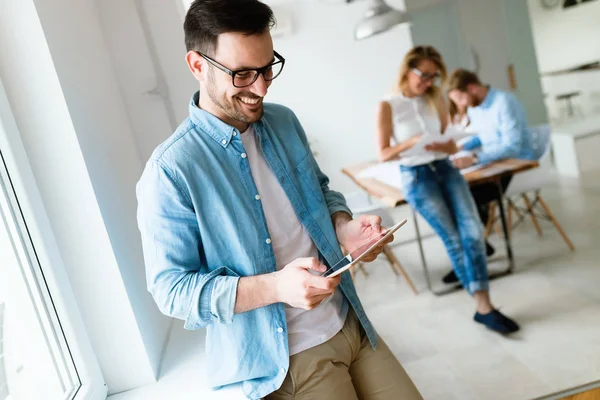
left=413, top=208, right=432, bottom=291
left=496, top=181, right=515, bottom=273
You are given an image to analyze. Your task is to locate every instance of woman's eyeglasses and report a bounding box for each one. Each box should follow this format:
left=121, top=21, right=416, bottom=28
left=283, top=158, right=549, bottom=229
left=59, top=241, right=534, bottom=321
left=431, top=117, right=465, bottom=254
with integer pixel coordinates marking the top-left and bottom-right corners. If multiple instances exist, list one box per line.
left=411, top=68, right=441, bottom=83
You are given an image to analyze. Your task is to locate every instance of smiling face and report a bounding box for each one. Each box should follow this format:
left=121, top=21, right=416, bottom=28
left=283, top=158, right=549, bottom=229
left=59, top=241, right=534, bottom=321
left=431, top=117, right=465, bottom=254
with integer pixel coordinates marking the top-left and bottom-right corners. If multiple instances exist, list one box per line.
left=187, top=30, right=275, bottom=131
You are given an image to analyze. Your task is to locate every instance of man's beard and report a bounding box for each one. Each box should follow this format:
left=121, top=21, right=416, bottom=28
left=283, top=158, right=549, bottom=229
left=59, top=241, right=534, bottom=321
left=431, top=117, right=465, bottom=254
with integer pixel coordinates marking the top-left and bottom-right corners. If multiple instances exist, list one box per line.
left=206, top=69, right=264, bottom=125
left=470, top=95, right=483, bottom=108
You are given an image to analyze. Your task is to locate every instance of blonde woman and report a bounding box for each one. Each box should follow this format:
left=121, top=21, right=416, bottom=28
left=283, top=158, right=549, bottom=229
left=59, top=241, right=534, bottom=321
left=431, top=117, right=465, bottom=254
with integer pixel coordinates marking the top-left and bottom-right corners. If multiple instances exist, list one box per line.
left=375, top=46, right=519, bottom=334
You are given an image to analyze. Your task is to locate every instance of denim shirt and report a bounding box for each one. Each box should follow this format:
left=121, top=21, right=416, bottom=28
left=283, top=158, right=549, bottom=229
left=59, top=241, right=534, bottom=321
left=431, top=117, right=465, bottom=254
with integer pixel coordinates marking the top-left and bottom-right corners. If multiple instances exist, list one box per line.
left=136, top=92, right=377, bottom=399
left=462, top=88, right=536, bottom=164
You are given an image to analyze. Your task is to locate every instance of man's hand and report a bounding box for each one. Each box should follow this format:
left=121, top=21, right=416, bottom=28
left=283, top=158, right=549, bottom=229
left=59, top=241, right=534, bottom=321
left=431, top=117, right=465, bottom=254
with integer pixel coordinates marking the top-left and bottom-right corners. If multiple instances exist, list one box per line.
left=452, top=154, right=475, bottom=169
left=425, top=139, right=459, bottom=155
left=335, top=214, right=393, bottom=263
left=273, top=258, right=341, bottom=310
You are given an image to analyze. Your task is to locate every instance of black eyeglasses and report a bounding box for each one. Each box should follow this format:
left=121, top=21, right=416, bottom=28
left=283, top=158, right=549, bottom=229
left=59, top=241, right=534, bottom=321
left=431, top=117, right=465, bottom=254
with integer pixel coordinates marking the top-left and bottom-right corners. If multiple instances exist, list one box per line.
left=411, top=67, right=441, bottom=82
left=197, top=51, right=286, bottom=88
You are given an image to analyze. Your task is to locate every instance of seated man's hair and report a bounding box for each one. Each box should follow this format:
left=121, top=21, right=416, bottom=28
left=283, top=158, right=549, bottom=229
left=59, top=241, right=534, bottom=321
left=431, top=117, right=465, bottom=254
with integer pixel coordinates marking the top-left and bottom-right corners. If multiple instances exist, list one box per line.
left=184, top=0, right=276, bottom=56
left=447, top=69, right=481, bottom=92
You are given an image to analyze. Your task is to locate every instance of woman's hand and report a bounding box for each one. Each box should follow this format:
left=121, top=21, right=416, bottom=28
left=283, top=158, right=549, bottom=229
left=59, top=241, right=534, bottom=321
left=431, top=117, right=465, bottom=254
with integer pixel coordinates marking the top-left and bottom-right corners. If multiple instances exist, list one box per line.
left=406, top=134, right=423, bottom=149
left=425, top=138, right=459, bottom=154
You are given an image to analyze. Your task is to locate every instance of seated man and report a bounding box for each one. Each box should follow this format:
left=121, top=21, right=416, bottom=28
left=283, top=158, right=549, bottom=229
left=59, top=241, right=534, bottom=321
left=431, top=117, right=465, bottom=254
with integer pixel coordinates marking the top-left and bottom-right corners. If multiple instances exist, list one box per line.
left=427, top=69, right=536, bottom=283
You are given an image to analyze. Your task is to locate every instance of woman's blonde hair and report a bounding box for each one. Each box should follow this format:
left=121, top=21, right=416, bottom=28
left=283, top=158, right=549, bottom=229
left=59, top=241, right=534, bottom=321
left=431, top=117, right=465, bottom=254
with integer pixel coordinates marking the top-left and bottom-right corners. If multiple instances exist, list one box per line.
left=396, top=46, right=447, bottom=113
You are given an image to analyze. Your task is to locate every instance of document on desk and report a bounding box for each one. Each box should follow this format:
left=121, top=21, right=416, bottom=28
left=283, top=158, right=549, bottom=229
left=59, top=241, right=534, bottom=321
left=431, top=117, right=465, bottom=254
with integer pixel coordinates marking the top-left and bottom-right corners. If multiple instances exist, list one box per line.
left=356, top=160, right=403, bottom=190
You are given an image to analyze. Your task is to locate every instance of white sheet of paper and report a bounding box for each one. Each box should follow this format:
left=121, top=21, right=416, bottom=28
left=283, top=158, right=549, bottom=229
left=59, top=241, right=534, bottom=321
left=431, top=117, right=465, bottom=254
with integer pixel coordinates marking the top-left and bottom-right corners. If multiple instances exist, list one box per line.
left=399, top=133, right=448, bottom=158
left=459, top=163, right=487, bottom=175
left=356, top=161, right=403, bottom=190
left=444, top=126, right=477, bottom=141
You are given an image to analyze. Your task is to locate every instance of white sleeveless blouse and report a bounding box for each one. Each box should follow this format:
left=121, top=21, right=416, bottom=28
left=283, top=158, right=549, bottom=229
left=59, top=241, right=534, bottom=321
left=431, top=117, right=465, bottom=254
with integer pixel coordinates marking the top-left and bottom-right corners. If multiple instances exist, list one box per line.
left=385, top=93, right=447, bottom=166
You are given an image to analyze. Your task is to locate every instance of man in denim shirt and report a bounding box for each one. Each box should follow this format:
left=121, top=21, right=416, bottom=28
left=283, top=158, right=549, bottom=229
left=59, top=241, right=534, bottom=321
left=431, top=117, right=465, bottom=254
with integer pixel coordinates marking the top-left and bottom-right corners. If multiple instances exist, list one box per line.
left=429, top=69, right=535, bottom=283
left=136, top=1, right=422, bottom=399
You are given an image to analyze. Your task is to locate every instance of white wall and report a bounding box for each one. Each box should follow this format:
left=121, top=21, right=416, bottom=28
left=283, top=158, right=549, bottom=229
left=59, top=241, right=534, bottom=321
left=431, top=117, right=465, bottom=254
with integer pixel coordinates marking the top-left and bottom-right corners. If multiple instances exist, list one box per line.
left=528, top=0, right=600, bottom=121
left=258, top=0, right=413, bottom=193
left=501, top=0, right=548, bottom=126
left=527, top=0, right=600, bottom=74
left=0, top=0, right=172, bottom=394
left=455, top=0, right=511, bottom=91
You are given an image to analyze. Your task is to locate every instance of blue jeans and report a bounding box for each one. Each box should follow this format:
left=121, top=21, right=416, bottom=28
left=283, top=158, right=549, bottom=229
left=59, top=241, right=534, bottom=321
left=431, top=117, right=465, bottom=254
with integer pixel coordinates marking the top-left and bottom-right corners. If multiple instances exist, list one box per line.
left=400, top=159, right=489, bottom=294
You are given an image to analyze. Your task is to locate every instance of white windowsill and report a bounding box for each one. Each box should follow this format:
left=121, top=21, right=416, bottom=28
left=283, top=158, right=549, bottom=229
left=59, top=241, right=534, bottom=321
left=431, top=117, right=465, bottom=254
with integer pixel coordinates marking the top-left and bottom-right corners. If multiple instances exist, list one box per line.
left=107, top=322, right=246, bottom=400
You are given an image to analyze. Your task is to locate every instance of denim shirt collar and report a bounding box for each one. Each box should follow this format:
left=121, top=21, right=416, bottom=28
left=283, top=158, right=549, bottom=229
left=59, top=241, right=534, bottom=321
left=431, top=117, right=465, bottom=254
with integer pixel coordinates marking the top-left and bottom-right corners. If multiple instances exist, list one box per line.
left=189, top=91, right=243, bottom=148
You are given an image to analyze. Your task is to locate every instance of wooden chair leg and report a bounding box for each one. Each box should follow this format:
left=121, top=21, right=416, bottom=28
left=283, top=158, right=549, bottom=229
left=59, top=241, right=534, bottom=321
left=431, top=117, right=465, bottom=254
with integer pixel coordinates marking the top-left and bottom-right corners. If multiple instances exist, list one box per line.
left=357, top=262, right=369, bottom=276
left=383, top=251, right=400, bottom=277
left=507, top=201, right=513, bottom=240
left=484, top=203, right=496, bottom=238
left=382, top=246, right=418, bottom=295
left=509, top=199, right=523, bottom=220
left=522, top=194, right=542, bottom=236
left=493, top=203, right=504, bottom=238
left=537, top=195, right=575, bottom=251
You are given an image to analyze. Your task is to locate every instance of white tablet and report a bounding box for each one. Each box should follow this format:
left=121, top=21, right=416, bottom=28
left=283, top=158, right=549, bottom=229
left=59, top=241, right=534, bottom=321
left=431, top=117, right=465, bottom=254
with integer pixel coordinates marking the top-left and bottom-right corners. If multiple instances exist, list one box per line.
left=323, top=219, right=408, bottom=278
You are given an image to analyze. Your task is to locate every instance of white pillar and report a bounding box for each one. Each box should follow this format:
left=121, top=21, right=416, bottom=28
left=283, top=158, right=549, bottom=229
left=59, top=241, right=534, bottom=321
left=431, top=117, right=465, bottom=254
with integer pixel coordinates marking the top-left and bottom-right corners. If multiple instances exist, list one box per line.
left=0, top=0, right=174, bottom=393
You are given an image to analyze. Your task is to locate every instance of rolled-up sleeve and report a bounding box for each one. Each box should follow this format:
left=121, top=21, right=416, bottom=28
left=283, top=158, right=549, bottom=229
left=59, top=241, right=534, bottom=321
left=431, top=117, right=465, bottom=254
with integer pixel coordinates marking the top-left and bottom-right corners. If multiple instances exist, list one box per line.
left=461, top=135, right=482, bottom=151
left=136, top=161, right=239, bottom=329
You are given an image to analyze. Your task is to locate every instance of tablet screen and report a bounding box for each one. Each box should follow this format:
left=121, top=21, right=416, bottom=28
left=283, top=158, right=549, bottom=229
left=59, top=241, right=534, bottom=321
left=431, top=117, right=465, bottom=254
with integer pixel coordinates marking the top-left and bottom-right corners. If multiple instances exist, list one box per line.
left=322, top=219, right=407, bottom=278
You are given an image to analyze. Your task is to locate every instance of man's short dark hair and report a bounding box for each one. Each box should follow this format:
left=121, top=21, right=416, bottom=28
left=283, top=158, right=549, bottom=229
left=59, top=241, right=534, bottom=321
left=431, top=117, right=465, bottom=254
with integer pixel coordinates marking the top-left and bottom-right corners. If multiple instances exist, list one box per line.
left=184, top=0, right=276, bottom=56
left=447, top=69, right=482, bottom=92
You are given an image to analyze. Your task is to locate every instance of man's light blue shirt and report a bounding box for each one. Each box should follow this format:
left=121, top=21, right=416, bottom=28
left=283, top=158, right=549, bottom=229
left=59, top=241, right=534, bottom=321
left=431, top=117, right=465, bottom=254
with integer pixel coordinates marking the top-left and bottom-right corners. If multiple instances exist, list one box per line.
left=136, top=92, right=377, bottom=399
left=462, top=88, right=536, bottom=163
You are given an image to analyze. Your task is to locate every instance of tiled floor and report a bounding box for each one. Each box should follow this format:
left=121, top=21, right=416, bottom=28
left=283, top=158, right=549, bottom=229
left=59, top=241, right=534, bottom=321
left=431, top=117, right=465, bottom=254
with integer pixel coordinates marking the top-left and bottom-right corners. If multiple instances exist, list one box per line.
left=110, top=171, right=600, bottom=400
left=358, top=171, right=600, bottom=400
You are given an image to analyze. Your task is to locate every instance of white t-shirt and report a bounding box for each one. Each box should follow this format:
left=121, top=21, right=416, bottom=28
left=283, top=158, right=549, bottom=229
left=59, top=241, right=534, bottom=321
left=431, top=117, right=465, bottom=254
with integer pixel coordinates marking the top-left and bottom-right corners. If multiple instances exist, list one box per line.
left=386, top=93, right=447, bottom=166
left=240, top=126, right=348, bottom=356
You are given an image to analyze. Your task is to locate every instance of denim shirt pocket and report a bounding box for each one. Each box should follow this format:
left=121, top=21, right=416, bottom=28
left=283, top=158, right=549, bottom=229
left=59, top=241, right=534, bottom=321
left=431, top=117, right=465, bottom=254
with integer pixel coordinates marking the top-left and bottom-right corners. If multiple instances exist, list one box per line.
left=294, top=154, right=325, bottom=205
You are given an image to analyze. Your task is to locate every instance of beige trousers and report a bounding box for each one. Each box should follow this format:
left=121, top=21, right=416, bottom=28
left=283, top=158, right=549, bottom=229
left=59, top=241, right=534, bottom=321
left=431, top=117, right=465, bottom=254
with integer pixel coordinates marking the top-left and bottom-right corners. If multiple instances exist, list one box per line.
left=266, top=311, right=423, bottom=400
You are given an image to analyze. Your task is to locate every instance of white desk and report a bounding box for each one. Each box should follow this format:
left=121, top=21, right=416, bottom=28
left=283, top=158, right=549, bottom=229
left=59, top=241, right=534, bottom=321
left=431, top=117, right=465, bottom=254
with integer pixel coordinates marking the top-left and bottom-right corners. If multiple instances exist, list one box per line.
left=551, top=115, right=600, bottom=177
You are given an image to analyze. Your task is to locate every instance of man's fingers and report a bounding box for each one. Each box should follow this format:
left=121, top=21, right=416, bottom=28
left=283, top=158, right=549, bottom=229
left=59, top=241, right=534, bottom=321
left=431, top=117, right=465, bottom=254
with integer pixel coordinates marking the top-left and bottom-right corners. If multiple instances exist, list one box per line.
left=291, top=257, right=326, bottom=273
left=308, top=274, right=341, bottom=290
left=303, top=294, right=332, bottom=310
left=361, top=242, right=390, bottom=262
left=360, top=214, right=382, bottom=230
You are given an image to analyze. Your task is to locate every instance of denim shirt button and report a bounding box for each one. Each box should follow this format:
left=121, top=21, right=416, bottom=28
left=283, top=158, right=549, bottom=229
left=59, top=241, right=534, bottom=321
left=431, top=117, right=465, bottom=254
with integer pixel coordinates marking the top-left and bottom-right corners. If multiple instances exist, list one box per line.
left=221, top=139, right=227, bottom=145
left=241, top=153, right=247, bottom=159
left=280, top=368, right=285, bottom=374
left=277, top=327, right=283, bottom=333
left=255, top=194, right=261, bottom=200
left=266, top=238, right=272, bottom=244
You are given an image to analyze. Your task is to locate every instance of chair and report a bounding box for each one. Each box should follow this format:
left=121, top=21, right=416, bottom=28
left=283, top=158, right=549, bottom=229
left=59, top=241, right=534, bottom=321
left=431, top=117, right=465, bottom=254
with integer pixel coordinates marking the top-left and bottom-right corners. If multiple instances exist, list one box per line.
left=344, top=192, right=418, bottom=294
left=487, top=125, right=575, bottom=250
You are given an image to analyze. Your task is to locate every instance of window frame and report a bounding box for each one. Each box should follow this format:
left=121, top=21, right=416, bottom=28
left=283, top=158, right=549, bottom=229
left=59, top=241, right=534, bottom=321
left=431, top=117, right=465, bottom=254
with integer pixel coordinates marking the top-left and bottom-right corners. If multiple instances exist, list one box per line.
left=0, top=77, right=106, bottom=400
